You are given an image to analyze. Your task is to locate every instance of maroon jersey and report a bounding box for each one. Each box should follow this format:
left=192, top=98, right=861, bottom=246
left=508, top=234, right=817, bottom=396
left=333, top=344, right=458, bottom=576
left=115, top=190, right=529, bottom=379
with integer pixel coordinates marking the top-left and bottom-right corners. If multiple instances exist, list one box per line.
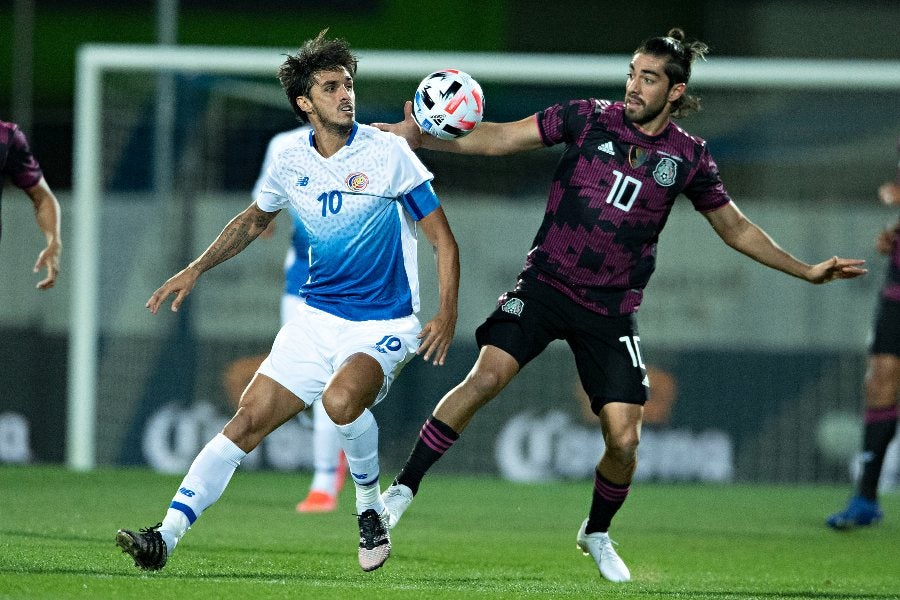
left=885, top=224, right=900, bottom=303
left=523, top=99, right=731, bottom=315
left=1, top=120, right=44, bottom=239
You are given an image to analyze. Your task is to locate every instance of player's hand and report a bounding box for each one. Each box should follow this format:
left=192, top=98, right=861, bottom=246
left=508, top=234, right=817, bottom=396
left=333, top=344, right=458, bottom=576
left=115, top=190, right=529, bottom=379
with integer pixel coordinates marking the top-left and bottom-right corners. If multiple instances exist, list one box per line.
left=371, top=101, right=424, bottom=150
left=146, top=266, right=200, bottom=314
left=806, top=256, right=867, bottom=284
left=416, top=308, right=457, bottom=366
left=33, top=242, right=60, bottom=290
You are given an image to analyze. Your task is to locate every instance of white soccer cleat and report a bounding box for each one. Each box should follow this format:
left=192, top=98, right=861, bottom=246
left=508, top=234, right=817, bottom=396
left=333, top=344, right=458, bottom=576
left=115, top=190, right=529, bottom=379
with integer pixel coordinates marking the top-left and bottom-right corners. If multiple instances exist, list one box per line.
left=380, top=483, right=414, bottom=529
left=576, top=519, right=631, bottom=583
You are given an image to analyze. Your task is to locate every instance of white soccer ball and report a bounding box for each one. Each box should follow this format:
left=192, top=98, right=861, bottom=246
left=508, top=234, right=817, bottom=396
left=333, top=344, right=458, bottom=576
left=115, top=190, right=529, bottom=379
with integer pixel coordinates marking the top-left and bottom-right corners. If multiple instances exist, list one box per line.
left=412, top=69, right=484, bottom=140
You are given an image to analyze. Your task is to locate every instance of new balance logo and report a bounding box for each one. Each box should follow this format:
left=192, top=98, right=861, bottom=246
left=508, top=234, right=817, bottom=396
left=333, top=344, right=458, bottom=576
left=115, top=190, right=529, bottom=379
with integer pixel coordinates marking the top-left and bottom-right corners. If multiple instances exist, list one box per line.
left=598, top=141, right=615, bottom=155
left=296, top=176, right=309, bottom=186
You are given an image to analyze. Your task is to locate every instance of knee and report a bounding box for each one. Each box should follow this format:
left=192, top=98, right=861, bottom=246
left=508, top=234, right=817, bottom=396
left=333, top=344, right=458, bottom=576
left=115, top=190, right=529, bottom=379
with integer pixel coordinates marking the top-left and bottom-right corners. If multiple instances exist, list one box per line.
left=604, top=430, right=640, bottom=466
left=464, top=368, right=506, bottom=400
left=322, top=387, right=362, bottom=426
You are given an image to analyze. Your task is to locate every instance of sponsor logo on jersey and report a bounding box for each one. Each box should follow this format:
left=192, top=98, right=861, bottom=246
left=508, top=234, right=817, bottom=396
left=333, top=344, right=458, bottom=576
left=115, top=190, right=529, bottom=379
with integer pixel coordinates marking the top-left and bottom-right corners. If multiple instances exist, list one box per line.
left=501, top=297, right=524, bottom=316
left=598, top=141, right=615, bottom=155
left=346, top=172, right=369, bottom=191
left=653, top=157, right=678, bottom=186
left=295, top=176, right=309, bottom=187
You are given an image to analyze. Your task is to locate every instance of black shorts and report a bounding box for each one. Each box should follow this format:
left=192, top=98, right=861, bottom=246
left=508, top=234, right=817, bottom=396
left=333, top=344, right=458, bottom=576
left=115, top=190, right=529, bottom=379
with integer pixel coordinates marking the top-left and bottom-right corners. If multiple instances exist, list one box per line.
left=475, top=277, right=648, bottom=413
left=871, top=297, right=900, bottom=356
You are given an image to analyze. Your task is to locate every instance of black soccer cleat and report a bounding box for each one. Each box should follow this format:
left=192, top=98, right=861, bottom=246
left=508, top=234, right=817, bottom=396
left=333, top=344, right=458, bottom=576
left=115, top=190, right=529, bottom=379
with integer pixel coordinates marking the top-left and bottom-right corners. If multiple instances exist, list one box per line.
left=357, top=509, right=391, bottom=571
left=116, top=522, right=168, bottom=571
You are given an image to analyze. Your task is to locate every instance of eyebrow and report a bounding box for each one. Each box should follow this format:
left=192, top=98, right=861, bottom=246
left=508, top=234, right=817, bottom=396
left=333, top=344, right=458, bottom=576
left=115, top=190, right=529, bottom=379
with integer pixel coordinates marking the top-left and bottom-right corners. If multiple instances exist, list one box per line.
left=629, top=63, right=661, bottom=78
left=314, top=73, right=353, bottom=87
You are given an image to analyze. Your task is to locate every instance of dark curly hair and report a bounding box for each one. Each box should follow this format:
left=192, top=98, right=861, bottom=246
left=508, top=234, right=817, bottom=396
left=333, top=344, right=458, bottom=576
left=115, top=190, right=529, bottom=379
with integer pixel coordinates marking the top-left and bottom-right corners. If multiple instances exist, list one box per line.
left=634, top=27, right=709, bottom=118
left=277, top=28, right=358, bottom=122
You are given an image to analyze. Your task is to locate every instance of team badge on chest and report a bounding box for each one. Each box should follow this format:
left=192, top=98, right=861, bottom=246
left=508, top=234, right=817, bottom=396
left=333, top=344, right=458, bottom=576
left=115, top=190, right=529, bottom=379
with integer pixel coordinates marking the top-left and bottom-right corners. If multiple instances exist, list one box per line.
left=652, top=157, right=678, bottom=187
left=345, top=172, right=369, bottom=191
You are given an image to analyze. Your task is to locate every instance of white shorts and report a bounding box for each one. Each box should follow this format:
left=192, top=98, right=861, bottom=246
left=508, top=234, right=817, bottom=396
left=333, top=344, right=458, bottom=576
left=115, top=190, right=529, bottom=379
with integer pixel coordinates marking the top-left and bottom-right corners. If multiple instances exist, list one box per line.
left=280, top=293, right=305, bottom=326
left=258, top=302, right=421, bottom=407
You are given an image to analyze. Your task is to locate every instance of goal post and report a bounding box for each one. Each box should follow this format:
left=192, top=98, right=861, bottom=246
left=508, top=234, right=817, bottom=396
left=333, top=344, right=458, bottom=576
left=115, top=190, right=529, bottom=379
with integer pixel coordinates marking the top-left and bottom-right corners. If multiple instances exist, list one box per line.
left=69, top=43, right=900, bottom=471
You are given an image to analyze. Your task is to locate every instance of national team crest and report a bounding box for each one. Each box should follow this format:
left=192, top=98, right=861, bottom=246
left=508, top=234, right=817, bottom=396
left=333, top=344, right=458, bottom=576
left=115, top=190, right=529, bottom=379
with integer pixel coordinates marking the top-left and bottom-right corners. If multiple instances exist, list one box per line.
left=345, top=172, right=369, bottom=191
left=652, top=157, right=678, bottom=187
left=500, top=297, right=524, bottom=316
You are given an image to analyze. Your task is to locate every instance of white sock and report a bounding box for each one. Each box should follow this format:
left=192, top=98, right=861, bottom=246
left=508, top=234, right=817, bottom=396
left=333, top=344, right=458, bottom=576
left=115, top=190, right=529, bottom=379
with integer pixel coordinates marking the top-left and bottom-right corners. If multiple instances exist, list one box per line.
left=335, top=409, right=383, bottom=514
left=159, top=433, right=246, bottom=551
left=309, top=400, right=342, bottom=495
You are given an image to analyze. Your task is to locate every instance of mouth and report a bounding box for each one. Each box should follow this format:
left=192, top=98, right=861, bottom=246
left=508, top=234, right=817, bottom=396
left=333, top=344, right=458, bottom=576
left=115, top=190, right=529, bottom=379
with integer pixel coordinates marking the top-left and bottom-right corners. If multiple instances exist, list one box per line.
left=625, top=96, right=643, bottom=110
left=339, top=103, right=354, bottom=114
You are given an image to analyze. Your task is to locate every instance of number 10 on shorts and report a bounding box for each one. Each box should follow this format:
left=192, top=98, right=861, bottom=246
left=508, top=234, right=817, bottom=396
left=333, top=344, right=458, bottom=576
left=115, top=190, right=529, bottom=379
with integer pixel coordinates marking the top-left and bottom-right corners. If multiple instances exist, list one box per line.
left=618, top=335, right=645, bottom=369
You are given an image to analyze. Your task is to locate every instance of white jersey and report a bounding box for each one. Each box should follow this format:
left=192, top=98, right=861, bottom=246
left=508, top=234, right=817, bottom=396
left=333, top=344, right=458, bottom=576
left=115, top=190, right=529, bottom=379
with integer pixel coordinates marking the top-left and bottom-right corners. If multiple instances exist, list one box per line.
left=257, top=122, right=438, bottom=321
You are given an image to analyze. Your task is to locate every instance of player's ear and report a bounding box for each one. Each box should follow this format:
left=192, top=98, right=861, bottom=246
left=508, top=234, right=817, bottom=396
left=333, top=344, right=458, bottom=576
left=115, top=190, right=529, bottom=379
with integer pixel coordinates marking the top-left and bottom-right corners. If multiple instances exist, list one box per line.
left=667, top=82, right=686, bottom=103
left=296, top=95, right=312, bottom=112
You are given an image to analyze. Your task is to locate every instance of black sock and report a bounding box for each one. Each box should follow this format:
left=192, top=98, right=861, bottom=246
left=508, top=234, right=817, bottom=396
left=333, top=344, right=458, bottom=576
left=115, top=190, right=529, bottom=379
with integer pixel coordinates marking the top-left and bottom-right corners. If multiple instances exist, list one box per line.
left=394, top=417, right=460, bottom=495
left=858, top=407, right=898, bottom=501
left=585, top=471, right=631, bottom=534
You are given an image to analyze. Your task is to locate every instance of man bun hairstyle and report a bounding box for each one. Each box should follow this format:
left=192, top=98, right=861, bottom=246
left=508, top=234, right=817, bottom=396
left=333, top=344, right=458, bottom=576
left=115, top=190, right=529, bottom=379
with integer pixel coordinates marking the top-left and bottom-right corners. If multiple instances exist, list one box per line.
left=278, top=28, right=359, bottom=122
left=635, top=27, right=709, bottom=118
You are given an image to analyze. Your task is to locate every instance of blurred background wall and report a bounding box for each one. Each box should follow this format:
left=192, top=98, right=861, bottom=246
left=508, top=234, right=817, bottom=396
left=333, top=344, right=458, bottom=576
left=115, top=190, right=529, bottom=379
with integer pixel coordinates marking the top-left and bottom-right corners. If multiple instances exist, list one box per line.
left=1, top=0, right=898, bottom=486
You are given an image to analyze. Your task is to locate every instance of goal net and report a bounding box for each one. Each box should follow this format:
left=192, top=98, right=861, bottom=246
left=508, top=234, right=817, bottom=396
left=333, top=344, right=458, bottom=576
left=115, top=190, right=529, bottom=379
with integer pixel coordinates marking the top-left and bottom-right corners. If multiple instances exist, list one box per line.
left=68, top=43, right=900, bottom=486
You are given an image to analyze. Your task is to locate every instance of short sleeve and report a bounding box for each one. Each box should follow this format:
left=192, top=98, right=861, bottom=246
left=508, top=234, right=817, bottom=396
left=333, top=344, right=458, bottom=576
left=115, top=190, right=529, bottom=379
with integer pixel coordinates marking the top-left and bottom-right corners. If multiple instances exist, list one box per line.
left=255, top=157, right=290, bottom=213
left=683, top=145, right=732, bottom=213
left=3, top=126, right=43, bottom=190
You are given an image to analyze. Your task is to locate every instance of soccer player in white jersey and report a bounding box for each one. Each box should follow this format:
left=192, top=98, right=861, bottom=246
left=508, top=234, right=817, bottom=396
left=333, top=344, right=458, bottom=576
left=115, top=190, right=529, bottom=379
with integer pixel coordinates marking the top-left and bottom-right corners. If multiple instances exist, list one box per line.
left=221, top=126, right=350, bottom=513
left=115, top=29, right=460, bottom=573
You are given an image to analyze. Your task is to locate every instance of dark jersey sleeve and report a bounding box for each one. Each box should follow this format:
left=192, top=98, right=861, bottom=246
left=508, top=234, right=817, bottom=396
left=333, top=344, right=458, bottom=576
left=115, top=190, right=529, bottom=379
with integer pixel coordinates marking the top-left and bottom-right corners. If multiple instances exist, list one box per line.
left=1, top=124, right=44, bottom=190
left=536, top=99, right=603, bottom=147
left=681, top=143, right=731, bottom=213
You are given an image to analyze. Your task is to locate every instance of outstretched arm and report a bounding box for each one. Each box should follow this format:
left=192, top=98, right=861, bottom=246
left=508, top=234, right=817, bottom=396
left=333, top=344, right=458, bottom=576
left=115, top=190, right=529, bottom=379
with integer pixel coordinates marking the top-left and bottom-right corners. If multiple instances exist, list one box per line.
left=146, top=202, right=279, bottom=313
left=372, top=100, right=544, bottom=156
left=703, top=202, right=867, bottom=284
left=24, top=177, right=62, bottom=290
left=416, top=206, right=460, bottom=366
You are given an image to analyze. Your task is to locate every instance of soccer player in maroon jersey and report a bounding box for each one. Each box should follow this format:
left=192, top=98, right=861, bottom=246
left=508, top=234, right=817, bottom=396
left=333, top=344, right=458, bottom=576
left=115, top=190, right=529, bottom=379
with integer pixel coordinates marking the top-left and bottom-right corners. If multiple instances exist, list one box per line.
left=374, top=28, right=867, bottom=582
left=0, top=119, right=62, bottom=290
left=827, top=142, right=900, bottom=530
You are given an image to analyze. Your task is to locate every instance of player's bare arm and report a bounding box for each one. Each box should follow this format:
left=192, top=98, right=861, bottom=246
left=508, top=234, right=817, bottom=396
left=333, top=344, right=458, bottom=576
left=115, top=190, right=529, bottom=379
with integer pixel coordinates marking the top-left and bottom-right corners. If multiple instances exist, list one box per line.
left=373, top=101, right=543, bottom=156
left=146, top=202, right=279, bottom=314
left=704, top=201, right=866, bottom=283
left=24, top=177, right=61, bottom=290
left=415, top=206, right=459, bottom=366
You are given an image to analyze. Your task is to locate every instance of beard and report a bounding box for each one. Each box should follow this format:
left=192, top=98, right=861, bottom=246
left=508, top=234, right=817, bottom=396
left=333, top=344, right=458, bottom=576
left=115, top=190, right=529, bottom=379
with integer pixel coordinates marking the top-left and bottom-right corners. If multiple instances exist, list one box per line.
left=623, top=97, right=666, bottom=126
left=320, top=118, right=353, bottom=137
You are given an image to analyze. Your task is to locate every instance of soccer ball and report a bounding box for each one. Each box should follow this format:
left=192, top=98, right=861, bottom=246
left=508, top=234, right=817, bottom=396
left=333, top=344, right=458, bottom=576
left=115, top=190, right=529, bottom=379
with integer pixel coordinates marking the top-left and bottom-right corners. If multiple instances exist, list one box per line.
left=412, top=69, right=484, bottom=140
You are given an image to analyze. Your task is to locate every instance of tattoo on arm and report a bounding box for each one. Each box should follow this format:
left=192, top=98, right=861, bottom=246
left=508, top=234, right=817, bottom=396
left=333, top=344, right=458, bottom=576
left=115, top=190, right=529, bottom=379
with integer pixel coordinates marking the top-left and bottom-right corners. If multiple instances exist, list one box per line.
left=192, top=211, right=264, bottom=273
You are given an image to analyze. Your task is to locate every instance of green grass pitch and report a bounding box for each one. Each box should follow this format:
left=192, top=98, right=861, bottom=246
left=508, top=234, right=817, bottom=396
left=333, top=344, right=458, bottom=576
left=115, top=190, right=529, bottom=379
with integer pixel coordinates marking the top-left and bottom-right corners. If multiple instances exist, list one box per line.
left=1, top=465, right=898, bottom=599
